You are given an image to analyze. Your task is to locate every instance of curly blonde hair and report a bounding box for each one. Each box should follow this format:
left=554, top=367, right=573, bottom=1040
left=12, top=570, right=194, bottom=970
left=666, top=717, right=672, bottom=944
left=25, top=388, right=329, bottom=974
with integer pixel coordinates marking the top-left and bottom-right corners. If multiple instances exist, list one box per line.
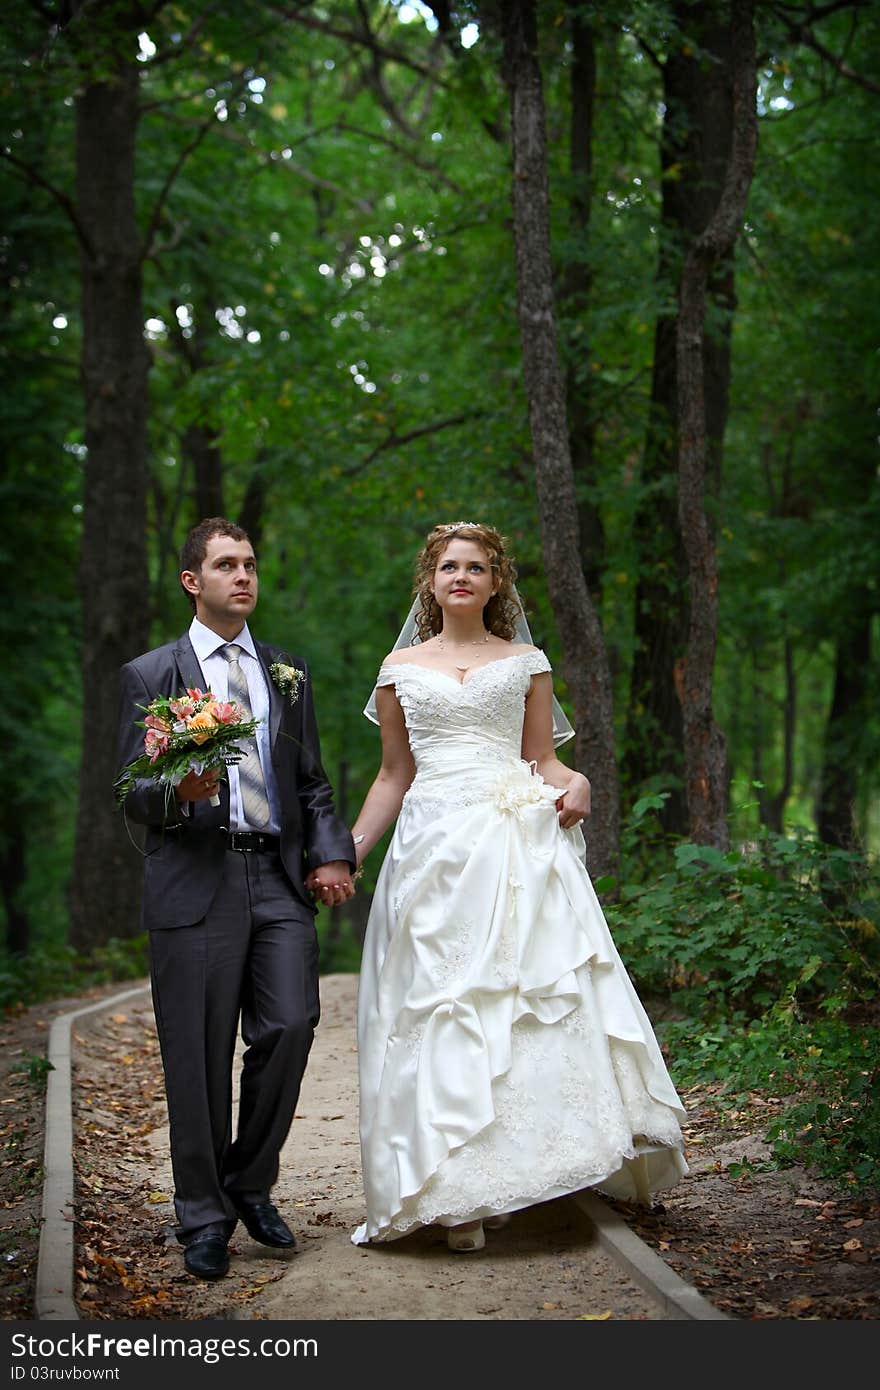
left=412, top=522, right=522, bottom=642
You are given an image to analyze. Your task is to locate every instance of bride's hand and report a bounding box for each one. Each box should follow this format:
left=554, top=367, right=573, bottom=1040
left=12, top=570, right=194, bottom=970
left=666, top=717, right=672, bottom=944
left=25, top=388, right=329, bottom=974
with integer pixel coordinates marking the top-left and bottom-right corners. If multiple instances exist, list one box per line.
left=555, top=773, right=591, bottom=828
left=307, top=860, right=356, bottom=906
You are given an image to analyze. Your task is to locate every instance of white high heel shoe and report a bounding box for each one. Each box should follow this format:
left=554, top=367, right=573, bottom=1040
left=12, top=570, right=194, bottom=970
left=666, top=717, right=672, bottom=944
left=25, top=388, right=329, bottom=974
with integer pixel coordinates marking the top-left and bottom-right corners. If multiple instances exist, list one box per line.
left=484, top=1213, right=511, bottom=1229
left=447, top=1220, right=485, bottom=1252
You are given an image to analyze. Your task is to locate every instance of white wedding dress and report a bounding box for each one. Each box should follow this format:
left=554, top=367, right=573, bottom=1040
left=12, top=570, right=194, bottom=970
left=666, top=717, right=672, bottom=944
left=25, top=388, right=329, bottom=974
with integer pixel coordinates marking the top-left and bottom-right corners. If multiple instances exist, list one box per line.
left=352, top=650, right=687, bottom=1246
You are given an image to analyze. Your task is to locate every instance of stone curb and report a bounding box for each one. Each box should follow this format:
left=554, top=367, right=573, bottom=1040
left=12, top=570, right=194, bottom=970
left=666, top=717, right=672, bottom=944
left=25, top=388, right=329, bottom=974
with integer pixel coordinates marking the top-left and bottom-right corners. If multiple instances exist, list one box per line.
left=36, top=979, right=727, bottom=1322
left=36, top=983, right=153, bottom=1321
left=570, top=1189, right=731, bottom=1319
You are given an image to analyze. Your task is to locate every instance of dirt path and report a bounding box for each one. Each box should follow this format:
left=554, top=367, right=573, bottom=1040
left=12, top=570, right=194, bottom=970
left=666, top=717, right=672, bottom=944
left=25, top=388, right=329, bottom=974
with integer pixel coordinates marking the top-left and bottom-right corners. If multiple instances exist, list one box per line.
left=71, top=974, right=665, bottom=1321
left=2, top=974, right=877, bottom=1322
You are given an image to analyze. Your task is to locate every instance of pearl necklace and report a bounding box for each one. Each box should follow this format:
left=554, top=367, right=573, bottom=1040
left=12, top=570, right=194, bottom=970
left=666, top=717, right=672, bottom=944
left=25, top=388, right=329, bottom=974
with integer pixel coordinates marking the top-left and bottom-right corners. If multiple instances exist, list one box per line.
left=437, top=630, right=490, bottom=673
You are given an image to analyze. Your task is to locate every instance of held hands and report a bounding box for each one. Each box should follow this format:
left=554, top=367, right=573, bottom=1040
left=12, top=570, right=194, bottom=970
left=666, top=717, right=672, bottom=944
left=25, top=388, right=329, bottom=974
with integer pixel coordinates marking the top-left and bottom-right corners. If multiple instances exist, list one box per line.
left=555, top=773, right=591, bottom=830
left=306, top=860, right=356, bottom=907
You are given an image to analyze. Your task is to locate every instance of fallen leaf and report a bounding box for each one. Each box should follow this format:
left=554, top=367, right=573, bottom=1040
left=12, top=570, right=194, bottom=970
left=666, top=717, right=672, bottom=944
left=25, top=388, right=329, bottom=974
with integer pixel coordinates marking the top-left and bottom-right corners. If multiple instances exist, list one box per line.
left=842, top=1239, right=863, bottom=1252
left=786, top=1296, right=815, bottom=1314
left=578, top=1310, right=613, bottom=1320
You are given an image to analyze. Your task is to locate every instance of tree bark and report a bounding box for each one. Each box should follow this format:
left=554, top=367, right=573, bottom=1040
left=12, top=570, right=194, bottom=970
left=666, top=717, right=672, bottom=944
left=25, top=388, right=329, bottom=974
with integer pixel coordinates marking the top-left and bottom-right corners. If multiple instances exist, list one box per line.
left=501, top=0, right=619, bottom=881
left=563, top=2, right=603, bottom=602
left=169, top=289, right=226, bottom=523
left=239, top=461, right=268, bottom=553
left=754, top=435, right=799, bottom=834
left=185, top=422, right=225, bottom=521
left=753, top=637, right=796, bottom=835
left=675, top=0, right=757, bottom=849
left=0, top=817, right=29, bottom=955
left=816, top=599, right=872, bottom=851
left=68, top=27, right=151, bottom=949
left=627, top=0, right=738, bottom=834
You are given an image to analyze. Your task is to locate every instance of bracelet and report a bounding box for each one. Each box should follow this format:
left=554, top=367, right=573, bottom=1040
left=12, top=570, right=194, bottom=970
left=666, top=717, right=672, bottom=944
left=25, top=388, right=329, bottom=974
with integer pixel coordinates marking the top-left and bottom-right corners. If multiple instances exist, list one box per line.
left=353, top=866, right=365, bottom=882
left=353, top=833, right=365, bottom=845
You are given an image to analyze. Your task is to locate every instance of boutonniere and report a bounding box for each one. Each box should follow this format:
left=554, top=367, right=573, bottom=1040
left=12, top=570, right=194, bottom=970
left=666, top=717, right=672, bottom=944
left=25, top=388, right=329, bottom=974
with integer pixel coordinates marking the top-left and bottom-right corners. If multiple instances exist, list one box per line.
left=269, top=660, right=305, bottom=706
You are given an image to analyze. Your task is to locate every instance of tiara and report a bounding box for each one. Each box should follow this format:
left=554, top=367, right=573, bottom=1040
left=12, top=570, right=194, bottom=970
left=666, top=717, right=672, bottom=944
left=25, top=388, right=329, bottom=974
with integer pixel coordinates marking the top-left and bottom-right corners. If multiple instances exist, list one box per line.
left=440, top=520, right=481, bottom=531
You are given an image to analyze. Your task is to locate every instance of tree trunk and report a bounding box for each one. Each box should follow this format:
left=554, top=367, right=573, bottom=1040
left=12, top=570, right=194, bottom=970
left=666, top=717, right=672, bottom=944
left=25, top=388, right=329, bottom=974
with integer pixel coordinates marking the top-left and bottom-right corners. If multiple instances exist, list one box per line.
left=676, top=0, right=757, bottom=849
left=563, top=2, right=603, bottom=602
left=185, top=422, right=225, bottom=521
left=501, top=0, right=619, bottom=882
left=816, top=602, right=872, bottom=851
left=68, top=38, right=151, bottom=949
left=169, top=291, right=226, bottom=523
left=627, top=0, right=738, bottom=834
left=0, top=816, right=29, bottom=955
left=753, top=434, right=799, bottom=833
left=752, top=638, right=796, bottom=835
left=239, top=460, right=268, bottom=552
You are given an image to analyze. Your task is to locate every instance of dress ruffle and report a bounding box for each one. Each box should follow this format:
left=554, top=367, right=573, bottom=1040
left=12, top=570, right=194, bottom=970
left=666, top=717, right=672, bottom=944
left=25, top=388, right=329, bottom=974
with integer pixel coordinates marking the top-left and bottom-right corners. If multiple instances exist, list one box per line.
left=353, top=689, right=687, bottom=1245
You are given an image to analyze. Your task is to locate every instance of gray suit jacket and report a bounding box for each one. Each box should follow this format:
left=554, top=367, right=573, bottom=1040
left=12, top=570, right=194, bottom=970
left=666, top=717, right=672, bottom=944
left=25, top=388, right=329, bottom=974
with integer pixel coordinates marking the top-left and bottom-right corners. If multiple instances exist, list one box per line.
left=116, top=633, right=355, bottom=931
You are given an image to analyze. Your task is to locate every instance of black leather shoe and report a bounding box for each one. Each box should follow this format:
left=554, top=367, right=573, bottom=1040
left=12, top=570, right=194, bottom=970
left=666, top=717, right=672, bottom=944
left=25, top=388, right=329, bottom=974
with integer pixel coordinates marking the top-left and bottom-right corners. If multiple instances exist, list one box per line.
left=234, top=1201, right=297, bottom=1249
left=184, top=1234, right=229, bottom=1280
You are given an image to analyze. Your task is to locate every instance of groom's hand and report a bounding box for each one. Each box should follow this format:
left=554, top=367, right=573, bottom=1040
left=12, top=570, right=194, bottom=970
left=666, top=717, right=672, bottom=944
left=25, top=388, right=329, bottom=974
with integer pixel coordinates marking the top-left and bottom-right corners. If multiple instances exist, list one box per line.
left=306, top=861, right=355, bottom=907
left=175, top=768, right=221, bottom=802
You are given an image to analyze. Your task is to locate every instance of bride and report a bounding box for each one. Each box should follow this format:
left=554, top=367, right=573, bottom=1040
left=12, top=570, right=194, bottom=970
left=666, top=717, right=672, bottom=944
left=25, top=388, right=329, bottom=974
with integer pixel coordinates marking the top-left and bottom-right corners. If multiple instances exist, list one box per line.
left=349, top=522, right=687, bottom=1252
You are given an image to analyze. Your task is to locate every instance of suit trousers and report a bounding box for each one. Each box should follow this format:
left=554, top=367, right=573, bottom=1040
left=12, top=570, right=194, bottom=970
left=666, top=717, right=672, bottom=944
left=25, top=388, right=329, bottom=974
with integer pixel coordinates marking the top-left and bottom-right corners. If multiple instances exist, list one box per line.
left=148, top=846, right=319, bottom=1243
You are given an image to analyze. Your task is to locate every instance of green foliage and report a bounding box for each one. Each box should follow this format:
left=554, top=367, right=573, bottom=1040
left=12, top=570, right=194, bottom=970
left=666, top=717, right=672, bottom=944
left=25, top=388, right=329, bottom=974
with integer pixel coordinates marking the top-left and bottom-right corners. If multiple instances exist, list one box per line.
left=1, top=1, right=879, bottom=1205
left=662, top=1010, right=880, bottom=1194
left=9, top=1051, right=53, bottom=1092
left=615, top=805, right=880, bottom=1190
left=606, top=815, right=878, bottom=1017
left=763, top=1050, right=880, bottom=1191
left=0, top=936, right=149, bottom=1014
left=316, top=914, right=366, bottom=975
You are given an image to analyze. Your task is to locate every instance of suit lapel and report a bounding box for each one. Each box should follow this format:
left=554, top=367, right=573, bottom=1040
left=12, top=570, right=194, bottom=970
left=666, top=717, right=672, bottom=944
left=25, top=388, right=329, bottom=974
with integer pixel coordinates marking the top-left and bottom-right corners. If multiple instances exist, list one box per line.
left=172, top=634, right=207, bottom=695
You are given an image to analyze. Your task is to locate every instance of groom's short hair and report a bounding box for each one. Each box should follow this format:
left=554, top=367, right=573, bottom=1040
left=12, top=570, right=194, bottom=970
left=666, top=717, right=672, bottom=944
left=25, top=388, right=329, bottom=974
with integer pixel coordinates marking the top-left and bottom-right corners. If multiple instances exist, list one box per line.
left=180, top=516, right=252, bottom=610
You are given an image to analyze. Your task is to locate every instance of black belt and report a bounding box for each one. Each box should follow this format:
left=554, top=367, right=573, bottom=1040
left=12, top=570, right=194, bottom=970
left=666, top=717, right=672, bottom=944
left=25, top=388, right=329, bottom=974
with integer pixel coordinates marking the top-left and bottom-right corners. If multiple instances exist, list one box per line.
left=224, top=831, right=280, bottom=853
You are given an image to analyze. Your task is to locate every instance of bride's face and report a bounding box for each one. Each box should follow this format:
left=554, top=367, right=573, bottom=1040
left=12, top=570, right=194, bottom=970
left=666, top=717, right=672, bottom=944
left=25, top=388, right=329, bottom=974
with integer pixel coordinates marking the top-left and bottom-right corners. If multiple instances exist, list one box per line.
left=432, top=539, right=496, bottom=617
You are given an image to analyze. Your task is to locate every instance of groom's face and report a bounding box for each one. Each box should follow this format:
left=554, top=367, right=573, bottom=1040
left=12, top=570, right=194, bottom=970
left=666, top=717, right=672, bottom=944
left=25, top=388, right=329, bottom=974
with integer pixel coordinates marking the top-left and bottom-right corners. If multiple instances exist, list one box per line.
left=183, top=534, right=259, bottom=635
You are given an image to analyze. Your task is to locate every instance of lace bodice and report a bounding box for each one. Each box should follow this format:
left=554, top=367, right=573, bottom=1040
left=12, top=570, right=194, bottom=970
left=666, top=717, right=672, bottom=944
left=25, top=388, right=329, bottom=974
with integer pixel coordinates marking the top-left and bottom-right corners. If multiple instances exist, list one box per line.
left=376, top=649, right=552, bottom=766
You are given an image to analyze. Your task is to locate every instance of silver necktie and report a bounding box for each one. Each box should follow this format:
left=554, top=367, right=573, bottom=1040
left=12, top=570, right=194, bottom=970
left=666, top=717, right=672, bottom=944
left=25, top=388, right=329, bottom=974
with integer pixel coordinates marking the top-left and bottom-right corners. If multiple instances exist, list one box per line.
left=222, top=644, right=270, bottom=829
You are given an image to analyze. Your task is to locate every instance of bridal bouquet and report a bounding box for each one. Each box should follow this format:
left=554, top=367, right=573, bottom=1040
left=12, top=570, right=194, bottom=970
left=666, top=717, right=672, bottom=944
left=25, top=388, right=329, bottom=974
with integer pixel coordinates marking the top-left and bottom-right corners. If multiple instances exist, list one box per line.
left=115, top=688, right=261, bottom=808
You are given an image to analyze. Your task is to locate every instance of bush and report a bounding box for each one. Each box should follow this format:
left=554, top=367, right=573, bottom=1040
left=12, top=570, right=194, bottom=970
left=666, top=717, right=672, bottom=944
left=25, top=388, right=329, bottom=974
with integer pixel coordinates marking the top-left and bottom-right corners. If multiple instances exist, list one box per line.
left=602, top=805, right=880, bottom=1191
left=659, top=1007, right=880, bottom=1192
left=604, top=822, right=878, bottom=1018
left=0, top=935, right=149, bottom=1013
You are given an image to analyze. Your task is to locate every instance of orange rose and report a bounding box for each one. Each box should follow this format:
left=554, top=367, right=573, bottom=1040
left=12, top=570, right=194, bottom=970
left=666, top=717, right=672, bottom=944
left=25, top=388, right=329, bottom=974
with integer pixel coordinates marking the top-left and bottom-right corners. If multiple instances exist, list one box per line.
left=187, top=709, right=217, bottom=745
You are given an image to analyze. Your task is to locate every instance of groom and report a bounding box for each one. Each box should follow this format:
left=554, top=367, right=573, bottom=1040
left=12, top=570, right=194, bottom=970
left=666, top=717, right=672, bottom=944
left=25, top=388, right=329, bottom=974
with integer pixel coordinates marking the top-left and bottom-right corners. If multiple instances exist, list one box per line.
left=116, top=517, right=355, bottom=1280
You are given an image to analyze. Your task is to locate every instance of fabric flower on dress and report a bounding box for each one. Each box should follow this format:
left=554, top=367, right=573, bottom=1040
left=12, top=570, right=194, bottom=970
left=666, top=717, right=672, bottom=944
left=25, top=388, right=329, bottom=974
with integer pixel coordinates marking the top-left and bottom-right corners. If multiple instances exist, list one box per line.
left=492, top=761, right=551, bottom=814
left=269, top=660, right=305, bottom=706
